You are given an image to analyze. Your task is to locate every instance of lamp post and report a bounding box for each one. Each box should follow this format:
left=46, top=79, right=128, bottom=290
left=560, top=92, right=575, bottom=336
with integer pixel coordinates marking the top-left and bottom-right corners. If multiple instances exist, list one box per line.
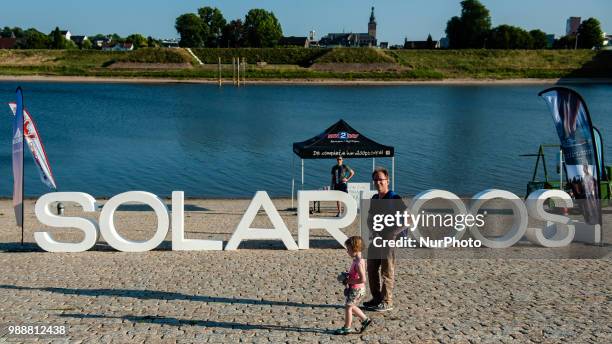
left=575, top=32, right=580, bottom=50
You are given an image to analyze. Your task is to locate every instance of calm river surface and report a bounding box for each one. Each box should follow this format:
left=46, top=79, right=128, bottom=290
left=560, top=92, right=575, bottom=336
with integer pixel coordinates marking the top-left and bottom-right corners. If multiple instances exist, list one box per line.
left=1, top=81, right=611, bottom=197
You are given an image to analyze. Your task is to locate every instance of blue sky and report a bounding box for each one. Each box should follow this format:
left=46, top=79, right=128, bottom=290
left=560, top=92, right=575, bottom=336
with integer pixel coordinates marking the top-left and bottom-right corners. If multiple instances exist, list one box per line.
left=1, top=1, right=610, bottom=44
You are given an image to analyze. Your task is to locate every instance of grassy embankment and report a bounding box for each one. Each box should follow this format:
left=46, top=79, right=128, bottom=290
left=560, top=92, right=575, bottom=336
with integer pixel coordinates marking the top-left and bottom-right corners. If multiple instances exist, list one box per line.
left=0, top=47, right=610, bottom=80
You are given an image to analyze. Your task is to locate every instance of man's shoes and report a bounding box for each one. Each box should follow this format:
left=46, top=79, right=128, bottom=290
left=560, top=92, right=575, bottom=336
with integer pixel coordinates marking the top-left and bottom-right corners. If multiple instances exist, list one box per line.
left=370, top=303, right=394, bottom=312
left=362, top=299, right=378, bottom=309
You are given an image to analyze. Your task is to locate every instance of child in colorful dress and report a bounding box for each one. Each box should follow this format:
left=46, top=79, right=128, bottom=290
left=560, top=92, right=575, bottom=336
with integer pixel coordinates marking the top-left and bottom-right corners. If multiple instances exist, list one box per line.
left=335, top=236, right=372, bottom=335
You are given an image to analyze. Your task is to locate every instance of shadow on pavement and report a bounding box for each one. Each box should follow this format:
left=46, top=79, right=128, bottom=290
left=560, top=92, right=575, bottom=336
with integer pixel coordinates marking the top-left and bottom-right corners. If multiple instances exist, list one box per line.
left=59, top=313, right=335, bottom=335
left=0, top=242, right=44, bottom=252
left=0, top=284, right=342, bottom=310
left=0, top=238, right=343, bottom=252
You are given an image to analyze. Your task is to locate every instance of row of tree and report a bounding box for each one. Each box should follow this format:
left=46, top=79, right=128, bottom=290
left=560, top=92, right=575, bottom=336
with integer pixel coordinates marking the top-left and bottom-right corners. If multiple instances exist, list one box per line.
left=175, top=7, right=283, bottom=48
left=445, top=0, right=604, bottom=49
left=0, top=26, right=159, bottom=49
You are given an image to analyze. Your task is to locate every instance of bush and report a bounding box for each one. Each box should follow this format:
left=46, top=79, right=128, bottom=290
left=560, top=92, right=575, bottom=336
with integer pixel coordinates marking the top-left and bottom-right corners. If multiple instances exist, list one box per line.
left=116, top=48, right=193, bottom=64
left=315, top=47, right=396, bottom=64
left=192, top=47, right=330, bottom=66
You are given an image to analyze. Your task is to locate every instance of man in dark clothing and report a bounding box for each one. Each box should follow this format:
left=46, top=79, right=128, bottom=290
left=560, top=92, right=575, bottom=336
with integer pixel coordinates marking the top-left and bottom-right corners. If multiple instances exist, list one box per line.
left=331, top=156, right=354, bottom=216
left=363, top=167, right=406, bottom=312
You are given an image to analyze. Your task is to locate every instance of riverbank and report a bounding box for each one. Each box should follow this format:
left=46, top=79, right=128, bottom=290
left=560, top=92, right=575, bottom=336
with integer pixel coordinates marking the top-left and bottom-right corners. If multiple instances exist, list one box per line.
left=1, top=48, right=611, bottom=82
left=0, top=198, right=610, bottom=342
left=2, top=74, right=611, bottom=85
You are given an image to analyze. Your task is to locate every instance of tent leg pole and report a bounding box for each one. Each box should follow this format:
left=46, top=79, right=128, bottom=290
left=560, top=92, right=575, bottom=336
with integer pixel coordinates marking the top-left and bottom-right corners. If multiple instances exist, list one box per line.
left=291, top=178, right=295, bottom=209
left=392, top=157, right=395, bottom=191
left=291, top=155, right=295, bottom=209
left=301, top=159, right=304, bottom=191
left=372, top=158, right=375, bottom=189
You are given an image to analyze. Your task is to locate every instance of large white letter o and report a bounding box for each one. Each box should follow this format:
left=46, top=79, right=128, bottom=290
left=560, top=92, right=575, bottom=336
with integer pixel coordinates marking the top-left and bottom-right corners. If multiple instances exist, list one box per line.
left=99, top=191, right=169, bottom=252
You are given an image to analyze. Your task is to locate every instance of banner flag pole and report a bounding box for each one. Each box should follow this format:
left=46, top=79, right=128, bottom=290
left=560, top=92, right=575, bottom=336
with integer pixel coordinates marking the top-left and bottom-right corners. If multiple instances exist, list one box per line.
left=13, top=87, right=25, bottom=244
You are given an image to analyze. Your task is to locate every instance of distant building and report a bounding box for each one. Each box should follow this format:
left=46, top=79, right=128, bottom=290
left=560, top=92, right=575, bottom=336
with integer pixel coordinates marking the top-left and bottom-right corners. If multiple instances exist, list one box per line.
left=278, top=36, right=310, bottom=48
left=546, top=34, right=555, bottom=48
left=404, top=38, right=439, bottom=49
left=368, top=6, right=377, bottom=40
left=379, top=42, right=388, bottom=49
left=566, top=17, right=581, bottom=36
left=92, top=36, right=112, bottom=48
left=0, top=37, right=17, bottom=49
left=603, top=33, right=611, bottom=47
left=320, top=7, right=377, bottom=47
left=70, top=35, right=88, bottom=46
left=307, top=30, right=319, bottom=47
left=319, top=33, right=376, bottom=47
left=60, top=30, right=72, bottom=40
left=103, top=42, right=134, bottom=51
left=439, top=37, right=450, bottom=49
left=160, top=39, right=179, bottom=48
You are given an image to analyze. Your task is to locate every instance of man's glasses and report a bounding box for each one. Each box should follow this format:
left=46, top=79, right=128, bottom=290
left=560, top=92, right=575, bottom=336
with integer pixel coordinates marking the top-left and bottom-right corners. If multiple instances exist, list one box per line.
left=373, top=178, right=388, bottom=182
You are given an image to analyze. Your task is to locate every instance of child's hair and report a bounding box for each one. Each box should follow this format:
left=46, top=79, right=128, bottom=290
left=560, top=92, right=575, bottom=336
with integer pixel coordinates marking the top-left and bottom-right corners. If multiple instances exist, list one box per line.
left=345, top=236, right=363, bottom=252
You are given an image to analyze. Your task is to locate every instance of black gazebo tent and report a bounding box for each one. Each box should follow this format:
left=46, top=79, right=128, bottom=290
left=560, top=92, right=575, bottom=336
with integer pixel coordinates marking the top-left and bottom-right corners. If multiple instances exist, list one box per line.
left=291, top=119, right=395, bottom=204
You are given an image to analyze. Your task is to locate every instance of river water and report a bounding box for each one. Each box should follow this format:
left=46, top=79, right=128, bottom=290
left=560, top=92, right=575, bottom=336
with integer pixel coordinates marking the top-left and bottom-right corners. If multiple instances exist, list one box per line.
left=1, top=81, right=610, bottom=197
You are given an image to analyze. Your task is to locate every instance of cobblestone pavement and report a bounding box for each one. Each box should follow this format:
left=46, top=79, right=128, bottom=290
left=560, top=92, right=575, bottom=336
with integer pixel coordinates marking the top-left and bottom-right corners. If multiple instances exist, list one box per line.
left=0, top=199, right=610, bottom=343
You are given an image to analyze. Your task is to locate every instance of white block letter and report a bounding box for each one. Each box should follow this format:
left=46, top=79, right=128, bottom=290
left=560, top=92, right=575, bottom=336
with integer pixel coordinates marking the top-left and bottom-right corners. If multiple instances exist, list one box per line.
left=525, top=189, right=574, bottom=247
left=99, top=191, right=169, bottom=252
left=298, top=191, right=357, bottom=249
left=469, top=189, right=528, bottom=248
left=225, top=191, right=297, bottom=250
left=410, top=190, right=468, bottom=247
left=171, top=191, right=222, bottom=251
left=34, top=192, right=99, bottom=252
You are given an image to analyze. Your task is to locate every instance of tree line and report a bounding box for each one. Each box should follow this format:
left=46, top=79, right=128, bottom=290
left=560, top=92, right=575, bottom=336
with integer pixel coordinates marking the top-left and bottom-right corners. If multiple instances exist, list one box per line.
left=446, top=0, right=605, bottom=49
left=0, top=26, right=160, bottom=49
left=175, top=6, right=283, bottom=48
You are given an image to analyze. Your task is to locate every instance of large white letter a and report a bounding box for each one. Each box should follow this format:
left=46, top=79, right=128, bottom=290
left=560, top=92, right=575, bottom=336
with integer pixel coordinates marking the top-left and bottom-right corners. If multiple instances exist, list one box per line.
left=225, top=191, right=298, bottom=250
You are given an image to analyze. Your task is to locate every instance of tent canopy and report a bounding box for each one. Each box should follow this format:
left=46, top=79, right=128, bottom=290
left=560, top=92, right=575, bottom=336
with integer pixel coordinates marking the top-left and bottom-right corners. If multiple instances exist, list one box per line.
left=292, top=119, right=394, bottom=159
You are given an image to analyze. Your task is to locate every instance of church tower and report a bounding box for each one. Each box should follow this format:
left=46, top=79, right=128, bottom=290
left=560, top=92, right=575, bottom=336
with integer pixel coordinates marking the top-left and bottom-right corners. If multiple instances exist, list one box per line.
left=368, top=6, right=377, bottom=39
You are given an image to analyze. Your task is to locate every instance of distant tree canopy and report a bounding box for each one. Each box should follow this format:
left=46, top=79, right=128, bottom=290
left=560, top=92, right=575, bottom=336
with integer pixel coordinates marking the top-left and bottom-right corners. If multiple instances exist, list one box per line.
left=175, top=6, right=282, bottom=48
left=487, top=25, right=534, bottom=49
left=2, top=26, right=24, bottom=38
left=126, top=33, right=148, bottom=48
left=18, top=28, right=50, bottom=49
left=220, top=19, right=244, bottom=48
left=0, top=25, right=159, bottom=50
left=198, top=6, right=226, bottom=47
left=529, top=30, right=548, bottom=49
left=444, top=0, right=555, bottom=50
left=243, top=9, right=283, bottom=47
left=176, top=13, right=206, bottom=47
left=577, top=18, right=604, bottom=49
left=445, top=0, right=491, bottom=49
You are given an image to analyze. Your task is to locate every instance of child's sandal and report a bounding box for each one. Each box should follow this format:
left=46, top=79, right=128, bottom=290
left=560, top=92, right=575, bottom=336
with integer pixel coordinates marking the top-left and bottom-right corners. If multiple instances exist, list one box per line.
left=334, top=327, right=354, bottom=335
left=360, top=318, right=372, bottom=333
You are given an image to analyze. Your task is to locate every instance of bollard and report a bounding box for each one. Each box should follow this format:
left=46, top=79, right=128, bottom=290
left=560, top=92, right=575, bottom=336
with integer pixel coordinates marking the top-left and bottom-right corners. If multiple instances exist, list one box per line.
left=57, top=202, right=65, bottom=215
